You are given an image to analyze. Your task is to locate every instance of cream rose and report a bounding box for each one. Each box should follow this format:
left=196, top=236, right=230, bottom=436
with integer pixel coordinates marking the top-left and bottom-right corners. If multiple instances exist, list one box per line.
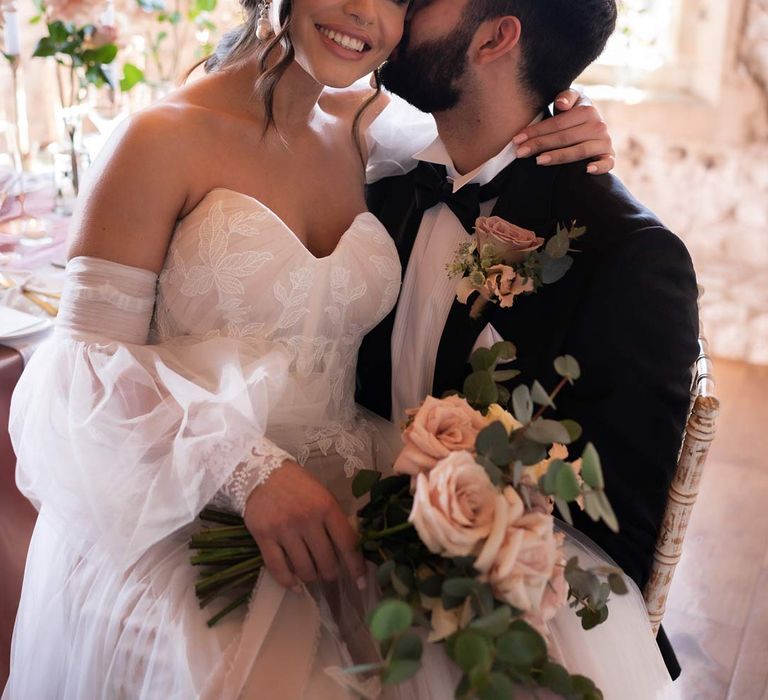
left=421, top=596, right=475, bottom=642
left=394, top=396, right=487, bottom=476
left=474, top=216, right=545, bottom=264
left=523, top=537, right=568, bottom=635
left=483, top=264, right=535, bottom=308
left=521, top=444, right=584, bottom=514
left=474, top=488, right=562, bottom=613
left=85, top=24, right=119, bottom=49
left=485, top=403, right=523, bottom=434
left=409, top=450, right=499, bottom=557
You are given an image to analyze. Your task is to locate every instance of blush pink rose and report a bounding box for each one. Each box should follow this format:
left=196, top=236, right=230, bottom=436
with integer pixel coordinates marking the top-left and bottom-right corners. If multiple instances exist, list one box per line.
left=393, top=395, right=487, bottom=476
left=474, top=216, right=545, bottom=264
left=523, top=537, right=568, bottom=635
left=46, top=0, right=102, bottom=23
left=409, top=450, right=499, bottom=557
left=474, top=488, right=563, bottom=613
left=85, top=24, right=119, bottom=49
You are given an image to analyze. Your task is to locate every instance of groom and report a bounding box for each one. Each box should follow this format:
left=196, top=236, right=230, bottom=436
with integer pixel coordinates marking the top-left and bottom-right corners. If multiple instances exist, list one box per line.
left=357, top=0, right=699, bottom=678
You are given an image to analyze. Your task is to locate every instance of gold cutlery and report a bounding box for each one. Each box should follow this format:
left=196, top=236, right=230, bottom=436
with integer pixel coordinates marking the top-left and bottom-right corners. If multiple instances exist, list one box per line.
left=0, top=272, right=58, bottom=316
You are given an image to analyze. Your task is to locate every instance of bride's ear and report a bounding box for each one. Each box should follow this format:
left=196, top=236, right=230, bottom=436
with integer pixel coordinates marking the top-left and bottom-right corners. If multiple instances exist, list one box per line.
left=473, top=16, right=522, bottom=66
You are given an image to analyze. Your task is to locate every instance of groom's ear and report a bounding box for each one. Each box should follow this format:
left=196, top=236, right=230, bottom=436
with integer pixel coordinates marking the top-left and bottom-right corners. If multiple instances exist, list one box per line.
left=473, top=16, right=522, bottom=66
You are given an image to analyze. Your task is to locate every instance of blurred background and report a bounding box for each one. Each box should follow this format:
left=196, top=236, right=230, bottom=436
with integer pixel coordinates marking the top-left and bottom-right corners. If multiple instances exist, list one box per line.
left=0, top=1, right=766, bottom=699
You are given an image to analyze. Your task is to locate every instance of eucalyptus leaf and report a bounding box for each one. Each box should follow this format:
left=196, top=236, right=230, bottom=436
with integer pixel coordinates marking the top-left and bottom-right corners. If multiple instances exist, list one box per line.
left=442, top=577, right=480, bottom=599
left=554, top=355, right=581, bottom=382
left=391, top=632, right=423, bottom=662
left=453, top=631, right=492, bottom=674
left=560, top=419, right=583, bottom=443
left=555, top=462, right=581, bottom=501
left=545, top=230, right=571, bottom=259
left=492, top=369, right=521, bottom=383
left=540, top=253, right=573, bottom=284
left=512, top=385, right=533, bottom=424
left=468, top=605, right=512, bottom=638
left=513, top=438, right=548, bottom=466
left=555, top=496, right=573, bottom=525
left=476, top=421, right=513, bottom=466
left=417, top=574, right=443, bottom=598
left=526, top=418, right=572, bottom=445
left=539, top=662, right=574, bottom=694
left=370, top=600, right=413, bottom=641
left=470, top=347, right=496, bottom=372
left=352, top=469, right=381, bottom=498
left=580, top=443, right=604, bottom=490
left=491, top=340, right=517, bottom=362
left=376, top=561, right=396, bottom=589
left=583, top=491, right=602, bottom=522
left=463, top=371, right=499, bottom=408
left=382, top=659, right=421, bottom=685
left=478, top=672, right=517, bottom=700
left=495, top=621, right=547, bottom=667
left=392, top=565, right=414, bottom=597
left=120, top=62, right=145, bottom=92
left=496, top=384, right=511, bottom=408
left=531, top=380, right=554, bottom=408
left=595, top=491, right=619, bottom=533
left=608, top=573, right=628, bottom=595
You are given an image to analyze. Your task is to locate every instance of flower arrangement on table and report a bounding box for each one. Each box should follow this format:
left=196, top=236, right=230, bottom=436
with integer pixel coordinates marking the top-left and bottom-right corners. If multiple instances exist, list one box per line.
left=191, top=217, right=627, bottom=699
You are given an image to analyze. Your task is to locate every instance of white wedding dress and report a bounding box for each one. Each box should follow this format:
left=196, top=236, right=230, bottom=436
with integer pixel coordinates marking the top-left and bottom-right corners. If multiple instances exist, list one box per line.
left=3, top=186, right=678, bottom=698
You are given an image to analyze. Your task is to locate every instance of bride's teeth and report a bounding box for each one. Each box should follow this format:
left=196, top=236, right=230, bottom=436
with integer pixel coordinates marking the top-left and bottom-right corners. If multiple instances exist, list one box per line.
left=319, top=26, right=366, bottom=53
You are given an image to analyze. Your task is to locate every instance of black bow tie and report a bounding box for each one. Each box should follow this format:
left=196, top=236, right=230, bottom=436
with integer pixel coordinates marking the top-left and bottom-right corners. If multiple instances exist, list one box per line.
left=413, top=161, right=512, bottom=234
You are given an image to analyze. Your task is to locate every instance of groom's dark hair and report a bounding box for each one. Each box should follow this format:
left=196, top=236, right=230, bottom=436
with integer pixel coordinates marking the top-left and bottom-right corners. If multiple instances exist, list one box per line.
left=468, top=0, right=617, bottom=108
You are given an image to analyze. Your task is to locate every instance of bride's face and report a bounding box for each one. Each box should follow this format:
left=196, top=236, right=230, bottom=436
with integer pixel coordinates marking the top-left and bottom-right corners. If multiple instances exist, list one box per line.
left=286, top=0, right=409, bottom=88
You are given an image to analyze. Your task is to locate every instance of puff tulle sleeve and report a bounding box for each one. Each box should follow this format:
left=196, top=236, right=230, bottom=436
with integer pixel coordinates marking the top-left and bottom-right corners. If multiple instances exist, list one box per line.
left=10, top=256, right=291, bottom=567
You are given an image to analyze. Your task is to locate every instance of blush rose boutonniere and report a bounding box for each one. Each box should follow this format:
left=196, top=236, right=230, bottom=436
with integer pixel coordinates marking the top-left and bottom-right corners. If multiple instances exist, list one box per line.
left=448, top=216, right=587, bottom=319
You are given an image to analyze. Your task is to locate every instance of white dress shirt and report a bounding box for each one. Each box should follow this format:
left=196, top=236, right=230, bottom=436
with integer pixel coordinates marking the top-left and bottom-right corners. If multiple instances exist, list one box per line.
left=389, top=136, right=520, bottom=422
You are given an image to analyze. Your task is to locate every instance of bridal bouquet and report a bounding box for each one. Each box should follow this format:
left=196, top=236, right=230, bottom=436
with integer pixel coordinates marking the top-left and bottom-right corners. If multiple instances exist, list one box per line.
left=191, top=342, right=625, bottom=699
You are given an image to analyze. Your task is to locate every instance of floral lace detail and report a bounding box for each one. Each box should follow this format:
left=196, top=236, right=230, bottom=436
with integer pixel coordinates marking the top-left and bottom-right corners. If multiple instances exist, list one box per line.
left=152, top=192, right=402, bottom=483
left=212, top=437, right=294, bottom=516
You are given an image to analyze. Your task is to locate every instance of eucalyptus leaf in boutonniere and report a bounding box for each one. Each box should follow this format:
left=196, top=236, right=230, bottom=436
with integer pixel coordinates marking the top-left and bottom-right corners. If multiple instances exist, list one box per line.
left=448, top=216, right=587, bottom=319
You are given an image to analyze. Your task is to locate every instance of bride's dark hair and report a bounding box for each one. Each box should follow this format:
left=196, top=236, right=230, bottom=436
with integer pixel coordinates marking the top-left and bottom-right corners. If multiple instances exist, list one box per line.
left=189, top=0, right=381, bottom=163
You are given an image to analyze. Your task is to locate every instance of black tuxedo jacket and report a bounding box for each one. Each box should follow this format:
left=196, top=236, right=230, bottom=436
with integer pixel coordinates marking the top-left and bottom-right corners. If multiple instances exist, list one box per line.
left=357, top=155, right=699, bottom=678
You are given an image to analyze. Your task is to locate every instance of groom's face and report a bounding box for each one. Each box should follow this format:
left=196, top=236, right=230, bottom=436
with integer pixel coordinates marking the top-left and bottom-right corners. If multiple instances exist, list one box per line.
left=379, top=0, right=477, bottom=113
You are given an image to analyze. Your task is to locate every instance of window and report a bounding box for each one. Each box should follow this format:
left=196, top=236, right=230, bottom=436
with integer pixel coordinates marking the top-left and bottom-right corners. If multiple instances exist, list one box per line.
left=580, top=0, right=735, bottom=104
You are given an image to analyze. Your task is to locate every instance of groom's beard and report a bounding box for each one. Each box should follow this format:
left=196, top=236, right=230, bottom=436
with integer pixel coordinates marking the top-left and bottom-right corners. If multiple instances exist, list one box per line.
left=379, top=24, right=474, bottom=114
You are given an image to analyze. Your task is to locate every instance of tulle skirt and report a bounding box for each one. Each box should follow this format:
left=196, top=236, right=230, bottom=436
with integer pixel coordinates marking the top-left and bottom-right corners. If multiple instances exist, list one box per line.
left=4, top=413, right=679, bottom=700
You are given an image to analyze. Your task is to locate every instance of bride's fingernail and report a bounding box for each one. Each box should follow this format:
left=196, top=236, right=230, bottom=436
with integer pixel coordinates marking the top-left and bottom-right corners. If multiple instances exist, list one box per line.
left=556, top=96, right=571, bottom=106
left=292, top=583, right=303, bottom=594
left=516, top=146, right=531, bottom=158
left=587, top=164, right=598, bottom=174
left=357, top=576, right=368, bottom=591
left=513, top=133, right=529, bottom=145
left=536, top=154, right=552, bottom=165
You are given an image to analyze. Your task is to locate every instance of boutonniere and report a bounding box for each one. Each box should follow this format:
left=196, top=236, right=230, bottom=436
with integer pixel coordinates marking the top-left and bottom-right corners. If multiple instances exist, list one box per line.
left=447, top=216, right=586, bottom=319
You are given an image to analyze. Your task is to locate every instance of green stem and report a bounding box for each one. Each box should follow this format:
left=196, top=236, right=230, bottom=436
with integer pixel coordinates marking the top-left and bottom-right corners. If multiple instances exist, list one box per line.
left=199, top=508, right=244, bottom=526
left=361, top=521, right=414, bottom=542
left=198, top=570, right=260, bottom=609
left=206, top=591, right=252, bottom=627
left=191, top=547, right=261, bottom=566
left=195, top=557, right=263, bottom=595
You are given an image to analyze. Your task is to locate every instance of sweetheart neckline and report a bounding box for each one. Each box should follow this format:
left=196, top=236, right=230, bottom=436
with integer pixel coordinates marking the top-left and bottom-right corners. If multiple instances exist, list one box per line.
left=196, top=187, right=379, bottom=262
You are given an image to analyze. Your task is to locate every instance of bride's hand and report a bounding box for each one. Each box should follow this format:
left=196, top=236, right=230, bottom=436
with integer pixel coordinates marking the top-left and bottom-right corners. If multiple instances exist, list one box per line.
left=243, top=460, right=366, bottom=592
left=512, top=88, right=615, bottom=175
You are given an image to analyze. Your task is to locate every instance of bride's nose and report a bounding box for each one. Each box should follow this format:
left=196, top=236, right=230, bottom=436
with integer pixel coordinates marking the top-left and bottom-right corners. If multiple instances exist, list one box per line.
left=342, top=0, right=375, bottom=26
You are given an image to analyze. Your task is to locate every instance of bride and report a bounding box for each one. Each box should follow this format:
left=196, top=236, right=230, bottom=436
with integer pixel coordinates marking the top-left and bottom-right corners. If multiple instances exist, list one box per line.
left=3, top=0, right=671, bottom=698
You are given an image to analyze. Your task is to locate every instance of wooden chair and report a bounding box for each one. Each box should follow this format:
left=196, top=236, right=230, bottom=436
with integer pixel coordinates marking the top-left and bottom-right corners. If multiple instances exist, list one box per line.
left=643, top=336, right=720, bottom=635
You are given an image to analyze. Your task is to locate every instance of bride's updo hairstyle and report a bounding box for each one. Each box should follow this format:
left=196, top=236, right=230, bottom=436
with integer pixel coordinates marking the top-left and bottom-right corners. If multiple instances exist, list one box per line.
left=203, top=0, right=295, bottom=133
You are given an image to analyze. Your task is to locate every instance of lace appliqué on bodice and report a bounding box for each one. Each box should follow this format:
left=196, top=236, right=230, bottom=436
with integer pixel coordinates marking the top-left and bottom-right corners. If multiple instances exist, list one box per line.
left=152, top=189, right=401, bottom=481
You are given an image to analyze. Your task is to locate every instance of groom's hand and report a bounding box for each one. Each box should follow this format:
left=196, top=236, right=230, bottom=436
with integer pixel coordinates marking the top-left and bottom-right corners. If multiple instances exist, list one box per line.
left=512, top=88, right=616, bottom=175
left=243, top=460, right=367, bottom=592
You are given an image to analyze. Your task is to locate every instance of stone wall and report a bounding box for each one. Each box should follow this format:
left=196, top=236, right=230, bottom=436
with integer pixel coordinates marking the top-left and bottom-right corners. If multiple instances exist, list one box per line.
left=596, top=0, right=768, bottom=365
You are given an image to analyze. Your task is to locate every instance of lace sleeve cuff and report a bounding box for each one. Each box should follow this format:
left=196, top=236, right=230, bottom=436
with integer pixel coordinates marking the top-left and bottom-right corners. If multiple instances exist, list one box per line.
left=212, top=436, right=294, bottom=516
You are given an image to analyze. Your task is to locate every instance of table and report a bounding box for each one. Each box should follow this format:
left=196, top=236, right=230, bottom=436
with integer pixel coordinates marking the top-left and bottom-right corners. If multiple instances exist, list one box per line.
left=0, top=177, right=68, bottom=689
